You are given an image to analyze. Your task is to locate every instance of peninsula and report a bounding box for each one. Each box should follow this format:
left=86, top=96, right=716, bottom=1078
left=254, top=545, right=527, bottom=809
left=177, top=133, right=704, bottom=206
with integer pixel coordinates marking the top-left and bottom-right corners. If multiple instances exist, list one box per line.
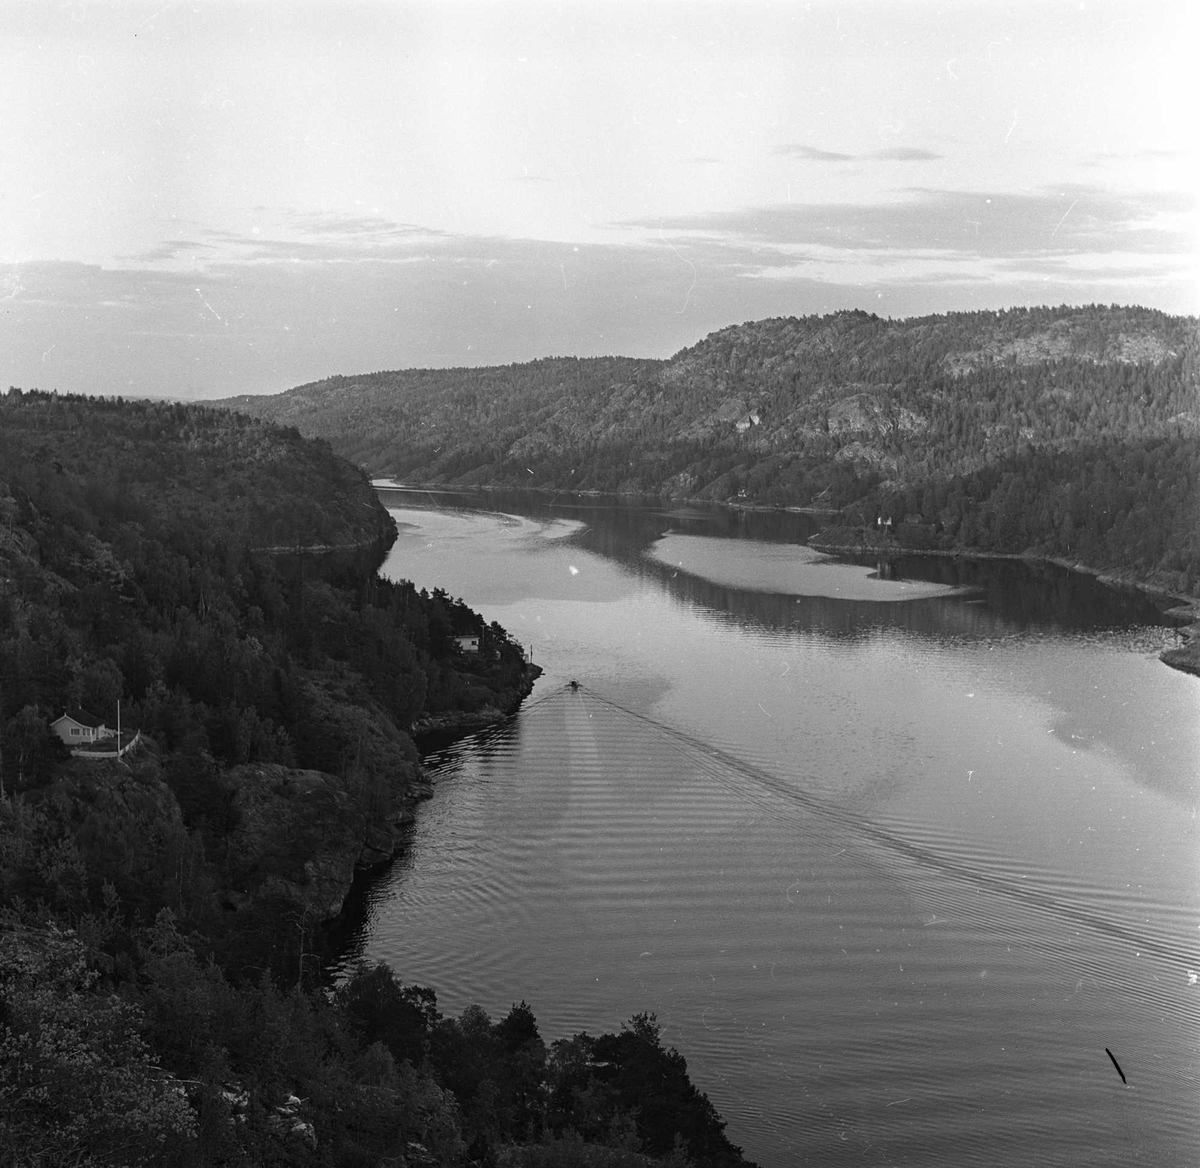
left=0, top=392, right=762, bottom=1168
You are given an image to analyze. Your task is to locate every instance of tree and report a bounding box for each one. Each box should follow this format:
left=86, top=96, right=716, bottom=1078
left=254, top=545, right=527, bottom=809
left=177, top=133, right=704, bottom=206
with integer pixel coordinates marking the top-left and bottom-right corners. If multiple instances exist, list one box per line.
left=495, top=1001, right=548, bottom=1142
left=0, top=925, right=196, bottom=1165
left=337, top=961, right=440, bottom=1067
left=590, top=1014, right=749, bottom=1168
left=1, top=705, right=65, bottom=793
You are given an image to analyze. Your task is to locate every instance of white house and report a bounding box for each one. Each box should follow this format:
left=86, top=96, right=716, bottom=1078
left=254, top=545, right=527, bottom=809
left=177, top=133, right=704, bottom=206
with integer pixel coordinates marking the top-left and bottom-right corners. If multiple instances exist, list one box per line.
left=454, top=633, right=481, bottom=653
left=50, top=707, right=112, bottom=745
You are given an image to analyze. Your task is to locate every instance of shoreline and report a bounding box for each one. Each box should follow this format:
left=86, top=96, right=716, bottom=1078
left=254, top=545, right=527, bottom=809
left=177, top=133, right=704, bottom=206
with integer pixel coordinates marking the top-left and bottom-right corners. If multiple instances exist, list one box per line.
left=807, top=535, right=1199, bottom=612
left=317, top=661, right=544, bottom=958
left=410, top=663, right=544, bottom=748
left=372, top=479, right=1200, bottom=678
left=372, top=477, right=840, bottom=516
left=806, top=534, right=1200, bottom=678
left=373, top=477, right=1199, bottom=608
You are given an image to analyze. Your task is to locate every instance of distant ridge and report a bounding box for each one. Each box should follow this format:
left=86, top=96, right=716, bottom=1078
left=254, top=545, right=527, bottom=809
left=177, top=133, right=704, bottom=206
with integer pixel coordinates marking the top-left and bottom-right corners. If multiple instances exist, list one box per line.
left=216, top=305, right=1200, bottom=596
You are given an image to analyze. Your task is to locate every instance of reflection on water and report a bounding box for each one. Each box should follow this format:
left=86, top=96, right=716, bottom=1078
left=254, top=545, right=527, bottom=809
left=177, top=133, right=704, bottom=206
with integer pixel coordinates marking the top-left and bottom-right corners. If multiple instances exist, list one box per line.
left=354, top=487, right=1199, bottom=1168
left=647, top=534, right=965, bottom=602
left=374, top=484, right=1178, bottom=637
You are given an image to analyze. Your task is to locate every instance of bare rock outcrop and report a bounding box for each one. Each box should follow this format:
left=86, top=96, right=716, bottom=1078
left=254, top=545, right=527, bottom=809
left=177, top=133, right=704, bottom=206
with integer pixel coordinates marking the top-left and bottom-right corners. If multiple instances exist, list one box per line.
left=220, top=763, right=424, bottom=920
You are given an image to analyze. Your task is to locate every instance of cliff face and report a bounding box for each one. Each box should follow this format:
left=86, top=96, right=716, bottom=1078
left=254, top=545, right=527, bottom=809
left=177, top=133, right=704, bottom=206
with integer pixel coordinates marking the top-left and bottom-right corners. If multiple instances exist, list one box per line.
left=219, top=662, right=543, bottom=919
left=219, top=763, right=424, bottom=918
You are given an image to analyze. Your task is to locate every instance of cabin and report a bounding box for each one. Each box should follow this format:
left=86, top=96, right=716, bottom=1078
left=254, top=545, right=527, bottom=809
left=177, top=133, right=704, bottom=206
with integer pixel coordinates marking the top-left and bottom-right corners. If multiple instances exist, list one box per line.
left=51, top=706, right=113, bottom=745
left=454, top=633, right=481, bottom=654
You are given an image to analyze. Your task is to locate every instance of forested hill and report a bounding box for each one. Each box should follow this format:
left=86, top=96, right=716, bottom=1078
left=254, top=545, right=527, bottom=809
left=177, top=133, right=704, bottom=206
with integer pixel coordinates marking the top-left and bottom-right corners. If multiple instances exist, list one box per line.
left=0, top=388, right=754, bottom=1164
left=0, top=388, right=540, bottom=860
left=220, top=304, right=1200, bottom=594
left=2, top=390, right=396, bottom=552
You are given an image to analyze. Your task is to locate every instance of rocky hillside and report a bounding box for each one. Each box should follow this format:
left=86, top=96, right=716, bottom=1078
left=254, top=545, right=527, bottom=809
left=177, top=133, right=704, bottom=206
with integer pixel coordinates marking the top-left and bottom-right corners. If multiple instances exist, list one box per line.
left=219, top=304, right=1200, bottom=594
left=0, top=389, right=537, bottom=931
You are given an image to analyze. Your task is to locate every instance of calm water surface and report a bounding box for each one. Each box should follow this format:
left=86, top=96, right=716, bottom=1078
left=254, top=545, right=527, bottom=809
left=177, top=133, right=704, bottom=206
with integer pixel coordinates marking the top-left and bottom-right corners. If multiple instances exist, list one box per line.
left=347, top=487, right=1199, bottom=1166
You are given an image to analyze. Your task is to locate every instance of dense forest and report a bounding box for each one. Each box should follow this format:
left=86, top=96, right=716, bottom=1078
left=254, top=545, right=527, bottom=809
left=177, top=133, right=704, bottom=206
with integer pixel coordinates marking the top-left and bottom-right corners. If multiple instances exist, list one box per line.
left=221, top=304, right=1200, bottom=596
left=0, top=390, right=753, bottom=1167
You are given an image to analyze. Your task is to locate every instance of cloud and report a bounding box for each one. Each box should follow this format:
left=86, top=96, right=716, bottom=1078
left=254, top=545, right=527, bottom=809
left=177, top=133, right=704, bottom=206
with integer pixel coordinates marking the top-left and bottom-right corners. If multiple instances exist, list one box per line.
left=1084, top=147, right=1186, bottom=164
left=777, top=144, right=942, bottom=163
left=0, top=240, right=884, bottom=397
left=5, top=183, right=1195, bottom=401
left=624, top=185, right=1195, bottom=261
left=870, top=147, right=942, bottom=161
left=1, top=260, right=196, bottom=310
left=777, top=144, right=855, bottom=162
left=124, top=240, right=216, bottom=264
left=290, top=213, right=434, bottom=239
left=169, top=216, right=451, bottom=266
left=992, top=255, right=1195, bottom=282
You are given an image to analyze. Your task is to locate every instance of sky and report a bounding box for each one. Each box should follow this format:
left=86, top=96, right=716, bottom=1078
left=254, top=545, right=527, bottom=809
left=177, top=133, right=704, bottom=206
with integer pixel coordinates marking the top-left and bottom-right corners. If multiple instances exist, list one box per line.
left=1, top=0, right=1196, bottom=399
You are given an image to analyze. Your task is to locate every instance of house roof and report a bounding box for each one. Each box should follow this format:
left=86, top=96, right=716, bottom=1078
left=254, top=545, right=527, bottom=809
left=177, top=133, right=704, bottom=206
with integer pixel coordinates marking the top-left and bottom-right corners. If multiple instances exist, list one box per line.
left=55, top=706, right=106, bottom=729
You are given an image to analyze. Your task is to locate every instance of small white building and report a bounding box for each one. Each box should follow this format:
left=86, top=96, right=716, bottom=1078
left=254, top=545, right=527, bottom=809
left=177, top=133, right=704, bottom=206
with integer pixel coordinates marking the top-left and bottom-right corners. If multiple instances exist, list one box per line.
left=51, top=707, right=113, bottom=745
left=454, top=633, right=481, bottom=653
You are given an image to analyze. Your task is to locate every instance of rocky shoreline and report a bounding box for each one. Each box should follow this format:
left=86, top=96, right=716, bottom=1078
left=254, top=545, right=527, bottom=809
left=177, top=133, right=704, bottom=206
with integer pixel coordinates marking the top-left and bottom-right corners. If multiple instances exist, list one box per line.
left=376, top=483, right=1200, bottom=679
left=184, top=662, right=547, bottom=946
left=1157, top=622, right=1200, bottom=677
left=306, top=661, right=545, bottom=960
left=807, top=525, right=1200, bottom=678
left=410, top=663, right=544, bottom=748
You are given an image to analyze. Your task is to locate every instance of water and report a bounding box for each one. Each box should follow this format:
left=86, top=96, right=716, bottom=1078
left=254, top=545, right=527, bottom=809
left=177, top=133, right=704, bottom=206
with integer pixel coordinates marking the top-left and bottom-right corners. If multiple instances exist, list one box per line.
left=346, top=487, right=1200, bottom=1166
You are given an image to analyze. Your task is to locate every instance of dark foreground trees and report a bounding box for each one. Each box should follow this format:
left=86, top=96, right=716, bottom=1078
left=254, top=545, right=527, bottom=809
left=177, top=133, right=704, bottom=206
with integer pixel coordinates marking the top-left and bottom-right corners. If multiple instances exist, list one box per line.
left=1, top=934, right=755, bottom=1168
